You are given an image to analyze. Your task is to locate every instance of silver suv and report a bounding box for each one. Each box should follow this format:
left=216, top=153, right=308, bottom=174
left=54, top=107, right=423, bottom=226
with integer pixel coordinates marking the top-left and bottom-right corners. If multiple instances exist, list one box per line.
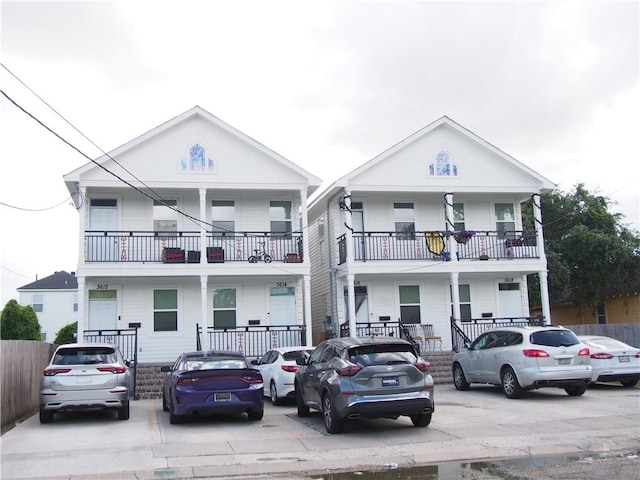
left=295, top=337, right=434, bottom=434
left=452, top=326, right=592, bottom=398
left=40, top=343, right=132, bottom=423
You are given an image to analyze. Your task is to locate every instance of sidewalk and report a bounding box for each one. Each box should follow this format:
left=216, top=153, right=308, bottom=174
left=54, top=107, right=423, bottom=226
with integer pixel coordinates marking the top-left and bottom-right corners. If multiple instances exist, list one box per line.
left=1, top=384, right=638, bottom=479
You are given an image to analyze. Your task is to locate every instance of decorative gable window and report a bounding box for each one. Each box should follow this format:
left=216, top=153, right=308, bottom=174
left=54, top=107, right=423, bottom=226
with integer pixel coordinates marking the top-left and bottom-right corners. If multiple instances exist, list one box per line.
left=180, top=143, right=214, bottom=172
left=428, top=151, right=458, bottom=177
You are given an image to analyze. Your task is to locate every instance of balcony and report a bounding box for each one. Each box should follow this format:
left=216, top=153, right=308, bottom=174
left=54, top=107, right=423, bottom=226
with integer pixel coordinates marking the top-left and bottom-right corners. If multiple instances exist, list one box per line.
left=337, top=230, right=538, bottom=264
left=84, top=231, right=304, bottom=263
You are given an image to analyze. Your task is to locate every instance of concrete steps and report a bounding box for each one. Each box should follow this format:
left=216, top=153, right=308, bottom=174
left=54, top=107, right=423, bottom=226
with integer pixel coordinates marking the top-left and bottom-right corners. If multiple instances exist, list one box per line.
left=133, top=364, right=165, bottom=399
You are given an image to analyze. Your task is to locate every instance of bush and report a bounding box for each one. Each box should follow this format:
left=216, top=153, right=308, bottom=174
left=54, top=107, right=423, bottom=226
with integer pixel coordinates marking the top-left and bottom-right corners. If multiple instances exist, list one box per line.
left=54, top=321, right=77, bottom=345
left=1, top=300, right=42, bottom=340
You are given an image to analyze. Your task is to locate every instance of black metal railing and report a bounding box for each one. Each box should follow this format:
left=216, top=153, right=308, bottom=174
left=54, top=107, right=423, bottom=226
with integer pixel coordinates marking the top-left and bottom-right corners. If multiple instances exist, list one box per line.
left=450, top=316, right=545, bottom=351
left=337, top=230, right=538, bottom=264
left=83, top=326, right=139, bottom=399
left=84, top=230, right=304, bottom=263
left=338, top=320, right=422, bottom=353
left=197, top=325, right=307, bottom=360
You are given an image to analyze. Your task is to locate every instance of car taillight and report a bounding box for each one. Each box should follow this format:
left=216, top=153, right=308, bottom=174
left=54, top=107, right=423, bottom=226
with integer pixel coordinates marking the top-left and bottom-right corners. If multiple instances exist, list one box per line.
left=97, top=366, right=126, bottom=374
left=177, top=376, right=201, bottom=386
left=43, top=368, right=71, bottom=376
left=335, top=364, right=361, bottom=376
left=578, top=347, right=590, bottom=356
left=281, top=365, right=298, bottom=373
left=415, top=359, right=431, bottom=372
left=590, top=352, right=613, bottom=359
left=635, top=352, right=640, bottom=358
left=523, top=349, right=550, bottom=358
left=242, top=375, right=263, bottom=384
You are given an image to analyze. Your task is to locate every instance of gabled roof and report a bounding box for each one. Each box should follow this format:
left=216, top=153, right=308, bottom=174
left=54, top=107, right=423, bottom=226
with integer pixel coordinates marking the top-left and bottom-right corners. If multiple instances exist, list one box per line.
left=18, top=271, right=78, bottom=291
left=309, top=115, right=556, bottom=211
left=64, top=106, right=322, bottom=197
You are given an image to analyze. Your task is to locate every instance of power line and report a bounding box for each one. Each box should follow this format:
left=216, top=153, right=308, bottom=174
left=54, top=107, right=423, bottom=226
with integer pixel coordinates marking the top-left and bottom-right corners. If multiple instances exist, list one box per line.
left=0, top=197, right=71, bottom=212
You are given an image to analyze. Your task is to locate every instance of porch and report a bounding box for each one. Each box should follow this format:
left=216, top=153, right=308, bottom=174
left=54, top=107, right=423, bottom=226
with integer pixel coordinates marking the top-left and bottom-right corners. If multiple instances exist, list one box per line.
left=84, top=231, right=304, bottom=263
left=337, top=230, right=538, bottom=263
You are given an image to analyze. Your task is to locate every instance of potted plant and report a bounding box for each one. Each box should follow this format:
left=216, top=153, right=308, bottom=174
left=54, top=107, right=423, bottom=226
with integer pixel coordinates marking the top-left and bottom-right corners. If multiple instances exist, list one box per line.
left=454, top=230, right=475, bottom=244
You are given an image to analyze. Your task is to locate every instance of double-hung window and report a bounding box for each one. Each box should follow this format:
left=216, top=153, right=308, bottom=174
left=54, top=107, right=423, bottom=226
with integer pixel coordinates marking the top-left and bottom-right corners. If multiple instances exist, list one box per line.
left=154, top=289, right=178, bottom=331
left=213, top=288, right=236, bottom=329
left=453, top=203, right=466, bottom=231
left=270, top=201, right=292, bottom=235
left=451, top=284, right=472, bottom=321
left=32, top=294, right=43, bottom=313
left=211, top=200, right=235, bottom=236
left=495, top=203, right=515, bottom=239
left=154, top=199, right=178, bottom=235
left=394, top=202, right=415, bottom=239
left=399, top=285, right=421, bottom=324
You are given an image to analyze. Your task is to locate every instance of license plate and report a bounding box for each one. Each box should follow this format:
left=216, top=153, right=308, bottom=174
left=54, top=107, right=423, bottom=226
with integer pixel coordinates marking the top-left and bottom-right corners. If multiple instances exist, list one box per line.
left=381, top=376, right=399, bottom=387
left=557, top=358, right=571, bottom=365
left=214, top=392, right=231, bottom=402
left=619, top=356, right=630, bottom=363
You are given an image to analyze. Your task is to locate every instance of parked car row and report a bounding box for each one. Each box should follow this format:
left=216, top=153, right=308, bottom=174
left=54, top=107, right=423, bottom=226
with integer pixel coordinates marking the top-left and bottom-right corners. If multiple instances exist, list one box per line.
left=39, top=329, right=638, bottom=431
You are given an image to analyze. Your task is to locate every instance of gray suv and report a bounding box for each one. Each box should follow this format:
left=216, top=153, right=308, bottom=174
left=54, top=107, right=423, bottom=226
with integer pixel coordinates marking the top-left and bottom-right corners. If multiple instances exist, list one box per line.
left=295, top=337, right=435, bottom=434
left=452, top=326, right=592, bottom=398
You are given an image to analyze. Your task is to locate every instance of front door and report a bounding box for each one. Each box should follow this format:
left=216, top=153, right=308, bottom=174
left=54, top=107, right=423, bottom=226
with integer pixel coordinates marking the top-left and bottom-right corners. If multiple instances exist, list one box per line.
left=498, top=283, right=523, bottom=318
left=270, top=287, right=296, bottom=326
left=88, top=290, right=117, bottom=330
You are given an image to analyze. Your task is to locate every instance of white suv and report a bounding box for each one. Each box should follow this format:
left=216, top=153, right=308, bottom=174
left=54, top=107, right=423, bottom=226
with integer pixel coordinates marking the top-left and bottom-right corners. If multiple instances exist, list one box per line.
left=452, top=326, right=592, bottom=398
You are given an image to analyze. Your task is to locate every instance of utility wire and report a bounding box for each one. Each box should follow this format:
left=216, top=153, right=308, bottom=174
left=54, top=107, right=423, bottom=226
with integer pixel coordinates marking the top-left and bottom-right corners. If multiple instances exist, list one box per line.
left=0, top=197, right=71, bottom=212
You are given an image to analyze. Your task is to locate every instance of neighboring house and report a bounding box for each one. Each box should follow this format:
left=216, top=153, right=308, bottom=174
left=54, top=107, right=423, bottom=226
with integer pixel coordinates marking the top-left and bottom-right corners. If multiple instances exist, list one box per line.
left=531, top=280, right=640, bottom=325
left=308, top=116, right=556, bottom=349
left=63, top=106, right=321, bottom=363
left=17, top=271, right=79, bottom=342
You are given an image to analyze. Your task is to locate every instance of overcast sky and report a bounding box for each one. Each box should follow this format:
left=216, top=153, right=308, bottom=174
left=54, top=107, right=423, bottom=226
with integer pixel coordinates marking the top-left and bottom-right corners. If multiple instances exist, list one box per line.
left=1, top=0, right=639, bottom=305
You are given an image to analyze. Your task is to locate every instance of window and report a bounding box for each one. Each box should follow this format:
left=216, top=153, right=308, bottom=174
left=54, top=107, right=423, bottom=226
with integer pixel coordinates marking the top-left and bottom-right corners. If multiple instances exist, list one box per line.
left=399, top=285, right=421, bottom=324
left=596, top=303, right=607, bottom=324
left=428, top=150, right=458, bottom=176
left=394, top=203, right=415, bottom=239
left=211, top=200, right=235, bottom=235
left=73, top=294, right=78, bottom=312
left=453, top=203, right=466, bottom=231
left=213, top=288, right=236, bottom=329
left=154, top=289, right=178, bottom=331
left=451, top=284, right=472, bottom=321
left=495, top=203, right=515, bottom=238
left=154, top=199, right=178, bottom=234
left=270, top=200, right=292, bottom=235
left=32, top=294, right=43, bottom=313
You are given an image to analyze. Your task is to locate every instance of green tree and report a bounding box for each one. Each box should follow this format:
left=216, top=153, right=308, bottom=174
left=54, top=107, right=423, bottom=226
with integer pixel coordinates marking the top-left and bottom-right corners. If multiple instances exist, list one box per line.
left=524, top=184, right=640, bottom=317
left=0, top=299, right=42, bottom=340
left=54, top=321, right=77, bottom=344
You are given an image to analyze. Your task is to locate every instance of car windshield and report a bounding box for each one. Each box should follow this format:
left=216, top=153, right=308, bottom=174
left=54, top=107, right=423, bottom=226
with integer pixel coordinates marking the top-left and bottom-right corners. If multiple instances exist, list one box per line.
left=186, top=355, right=246, bottom=370
left=282, top=350, right=312, bottom=361
left=348, top=344, right=417, bottom=366
left=53, top=347, right=117, bottom=365
left=530, top=330, right=580, bottom=347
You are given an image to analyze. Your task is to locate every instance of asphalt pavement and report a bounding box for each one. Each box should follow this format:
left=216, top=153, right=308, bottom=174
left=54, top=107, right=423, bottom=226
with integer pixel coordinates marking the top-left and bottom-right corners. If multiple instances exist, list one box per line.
left=1, top=383, right=638, bottom=480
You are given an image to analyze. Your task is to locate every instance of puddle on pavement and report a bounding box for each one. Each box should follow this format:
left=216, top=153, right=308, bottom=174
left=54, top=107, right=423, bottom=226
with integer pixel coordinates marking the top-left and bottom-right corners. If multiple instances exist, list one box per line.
left=311, top=450, right=639, bottom=480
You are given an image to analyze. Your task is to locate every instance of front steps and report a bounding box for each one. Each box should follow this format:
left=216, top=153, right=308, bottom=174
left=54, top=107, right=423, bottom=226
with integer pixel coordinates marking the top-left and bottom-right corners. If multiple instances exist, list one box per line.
left=423, top=351, right=454, bottom=385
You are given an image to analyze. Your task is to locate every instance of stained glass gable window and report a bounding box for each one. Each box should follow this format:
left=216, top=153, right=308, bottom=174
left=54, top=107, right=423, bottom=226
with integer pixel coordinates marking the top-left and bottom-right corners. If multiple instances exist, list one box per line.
left=180, top=143, right=214, bottom=171
left=428, top=150, right=458, bottom=177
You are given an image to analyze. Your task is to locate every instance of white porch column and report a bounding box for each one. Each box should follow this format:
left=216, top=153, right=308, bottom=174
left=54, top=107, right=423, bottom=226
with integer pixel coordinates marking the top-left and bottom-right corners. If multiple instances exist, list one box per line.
left=444, top=193, right=458, bottom=261
left=300, top=190, right=310, bottom=263
left=346, top=274, right=357, bottom=336
left=303, top=274, right=312, bottom=346
left=532, top=194, right=546, bottom=257
left=538, top=270, right=552, bottom=325
left=450, top=272, right=461, bottom=321
left=77, top=275, right=86, bottom=341
left=199, top=188, right=207, bottom=264
left=78, top=185, right=87, bottom=267
left=200, top=275, right=208, bottom=347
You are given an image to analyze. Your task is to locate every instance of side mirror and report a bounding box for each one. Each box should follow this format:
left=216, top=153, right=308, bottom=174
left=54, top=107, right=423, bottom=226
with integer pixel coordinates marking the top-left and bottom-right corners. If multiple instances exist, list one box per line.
left=160, top=365, right=171, bottom=372
left=124, top=359, right=131, bottom=367
left=296, top=357, right=307, bottom=366
left=464, top=342, right=471, bottom=350
left=250, top=359, right=259, bottom=365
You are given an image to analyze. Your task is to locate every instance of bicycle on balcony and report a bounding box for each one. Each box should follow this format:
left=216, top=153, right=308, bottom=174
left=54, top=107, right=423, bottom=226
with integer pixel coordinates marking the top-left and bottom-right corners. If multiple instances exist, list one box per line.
left=248, top=241, right=272, bottom=263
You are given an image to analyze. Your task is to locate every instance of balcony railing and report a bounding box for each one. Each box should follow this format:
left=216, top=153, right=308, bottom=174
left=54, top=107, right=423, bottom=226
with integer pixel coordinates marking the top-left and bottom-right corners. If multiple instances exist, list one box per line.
left=84, top=231, right=304, bottom=263
left=337, top=230, right=538, bottom=264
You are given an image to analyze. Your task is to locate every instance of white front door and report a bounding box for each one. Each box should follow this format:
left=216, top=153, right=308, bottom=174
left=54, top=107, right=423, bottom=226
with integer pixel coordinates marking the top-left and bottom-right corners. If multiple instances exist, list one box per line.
left=269, top=287, right=296, bottom=326
left=88, top=290, right=118, bottom=330
left=89, top=200, right=118, bottom=261
left=498, top=283, right=523, bottom=318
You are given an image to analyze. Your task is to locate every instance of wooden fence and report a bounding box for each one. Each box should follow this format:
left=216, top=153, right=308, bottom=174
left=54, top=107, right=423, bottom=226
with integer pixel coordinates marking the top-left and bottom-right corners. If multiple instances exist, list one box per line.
left=1, top=341, right=56, bottom=430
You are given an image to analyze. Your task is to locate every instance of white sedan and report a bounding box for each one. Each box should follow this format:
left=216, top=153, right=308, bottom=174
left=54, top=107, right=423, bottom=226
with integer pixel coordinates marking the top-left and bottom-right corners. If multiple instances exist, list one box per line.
left=252, top=346, right=314, bottom=405
left=579, top=335, right=640, bottom=387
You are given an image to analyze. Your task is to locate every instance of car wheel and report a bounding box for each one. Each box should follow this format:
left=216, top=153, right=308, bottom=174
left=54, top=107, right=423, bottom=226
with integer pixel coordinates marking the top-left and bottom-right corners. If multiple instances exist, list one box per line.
left=117, top=401, right=130, bottom=420
left=453, top=363, right=470, bottom=391
left=162, top=391, right=169, bottom=412
left=501, top=367, right=523, bottom=399
left=39, top=408, right=54, bottom=424
left=621, top=379, right=638, bottom=388
left=565, top=385, right=587, bottom=396
left=322, top=393, right=344, bottom=434
left=247, top=409, right=264, bottom=421
left=296, top=383, right=309, bottom=417
left=270, top=381, right=283, bottom=406
left=169, top=397, right=184, bottom=424
left=410, top=412, right=432, bottom=427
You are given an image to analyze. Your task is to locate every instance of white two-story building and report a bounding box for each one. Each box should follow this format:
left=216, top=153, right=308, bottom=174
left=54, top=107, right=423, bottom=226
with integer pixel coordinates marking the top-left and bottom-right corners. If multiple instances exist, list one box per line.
left=307, top=116, right=555, bottom=351
left=63, top=106, right=321, bottom=363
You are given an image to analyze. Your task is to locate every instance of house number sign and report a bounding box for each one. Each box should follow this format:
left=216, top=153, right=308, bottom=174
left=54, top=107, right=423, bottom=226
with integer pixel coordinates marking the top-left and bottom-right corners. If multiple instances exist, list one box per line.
left=276, top=282, right=287, bottom=287
left=96, top=284, right=109, bottom=290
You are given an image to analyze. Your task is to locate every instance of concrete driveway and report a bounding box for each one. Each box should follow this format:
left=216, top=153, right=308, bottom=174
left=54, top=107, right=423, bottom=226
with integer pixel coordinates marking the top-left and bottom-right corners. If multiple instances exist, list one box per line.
left=1, top=383, right=638, bottom=480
